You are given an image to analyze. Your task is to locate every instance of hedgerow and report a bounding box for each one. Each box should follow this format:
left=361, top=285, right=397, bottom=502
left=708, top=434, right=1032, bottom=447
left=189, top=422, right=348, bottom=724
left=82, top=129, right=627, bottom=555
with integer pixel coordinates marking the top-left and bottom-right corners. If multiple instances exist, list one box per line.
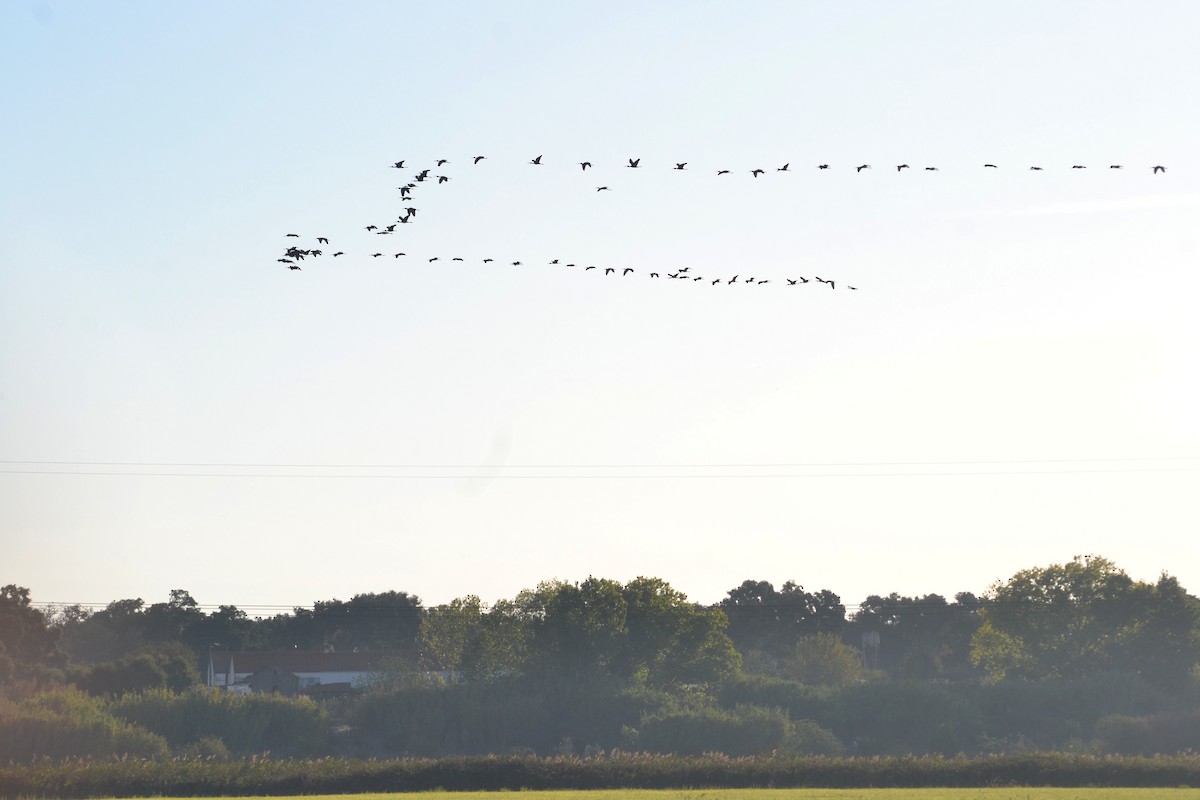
left=3, top=752, right=1200, bottom=798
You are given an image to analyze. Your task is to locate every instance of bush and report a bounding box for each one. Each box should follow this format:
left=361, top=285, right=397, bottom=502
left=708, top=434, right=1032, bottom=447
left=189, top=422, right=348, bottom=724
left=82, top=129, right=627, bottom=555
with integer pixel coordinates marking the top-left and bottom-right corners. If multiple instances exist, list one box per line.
left=630, top=704, right=797, bottom=756
left=111, top=687, right=329, bottom=757
left=0, top=687, right=167, bottom=762
left=1096, top=709, right=1200, bottom=755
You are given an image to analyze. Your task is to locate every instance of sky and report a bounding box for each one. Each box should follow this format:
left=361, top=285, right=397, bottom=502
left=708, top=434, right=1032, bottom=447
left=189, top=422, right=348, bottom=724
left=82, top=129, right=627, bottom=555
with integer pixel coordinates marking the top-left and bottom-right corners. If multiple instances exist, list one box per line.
left=2, top=1, right=1198, bottom=616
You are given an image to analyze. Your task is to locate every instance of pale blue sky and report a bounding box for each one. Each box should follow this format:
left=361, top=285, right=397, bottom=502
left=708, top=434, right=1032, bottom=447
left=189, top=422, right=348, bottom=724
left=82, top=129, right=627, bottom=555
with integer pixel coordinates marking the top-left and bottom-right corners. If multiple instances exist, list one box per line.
left=2, top=1, right=1198, bottom=613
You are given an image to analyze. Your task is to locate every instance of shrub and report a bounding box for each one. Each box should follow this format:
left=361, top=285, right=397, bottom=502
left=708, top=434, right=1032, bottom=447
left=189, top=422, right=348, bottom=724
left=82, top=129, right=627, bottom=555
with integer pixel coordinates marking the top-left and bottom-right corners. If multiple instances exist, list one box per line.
left=0, top=686, right=167, bottom=761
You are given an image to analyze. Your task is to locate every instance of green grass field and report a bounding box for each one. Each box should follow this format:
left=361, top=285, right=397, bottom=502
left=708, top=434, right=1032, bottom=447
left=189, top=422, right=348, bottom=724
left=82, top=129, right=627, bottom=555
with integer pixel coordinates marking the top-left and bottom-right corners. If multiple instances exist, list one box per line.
left=150, top=791, right=1200, bottom=800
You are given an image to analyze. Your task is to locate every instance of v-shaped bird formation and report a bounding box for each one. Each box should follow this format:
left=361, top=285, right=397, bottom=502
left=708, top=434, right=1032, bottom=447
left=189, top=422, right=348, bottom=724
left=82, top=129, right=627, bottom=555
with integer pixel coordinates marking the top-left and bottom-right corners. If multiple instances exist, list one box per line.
left=277, top=154, right=1171, bottom=287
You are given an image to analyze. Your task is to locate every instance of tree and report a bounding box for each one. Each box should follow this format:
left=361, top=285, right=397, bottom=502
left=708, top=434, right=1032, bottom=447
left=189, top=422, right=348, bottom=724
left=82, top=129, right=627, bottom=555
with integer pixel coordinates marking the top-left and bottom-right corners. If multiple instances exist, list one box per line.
left=719, top=580, right=846, bottom=667
left=970, top=555, right=1199, bottom=687
left=0, top=585, right=60, bottom=674
left=849, top=592, right=984, bottom=680
left=788, top=632, right=863, bottom=687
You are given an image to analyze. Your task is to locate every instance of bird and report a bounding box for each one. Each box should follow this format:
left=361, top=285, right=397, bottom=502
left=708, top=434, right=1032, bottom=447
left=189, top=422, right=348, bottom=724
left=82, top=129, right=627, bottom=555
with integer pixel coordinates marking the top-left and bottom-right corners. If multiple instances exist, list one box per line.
left=372, top=253, right=383, bottom=258
left=530, top=155, right=543, bottom=165
left=550, top=259, right=559, bottom=264
left=405, top=207, right=417, bottom=217
left=436, top=159, right=449, bottom=166
left=585, top=266, right=596, bottom=270
left=482, top=258, right=494, bottom=263
left=678, top=267, right=690, bottom=273
left=1153, top=165, right=1166, bottom=173
left=1072, top=165, right=1087, bottom=169
left=984, top=164, right=998, bottom=168
left=787, top=279, right=797, bottom=285
left=627, top=158, right=640, bottom=168
left=394, top=252, right=405, bottom=258
left=429, top=257, right=439, bottom=262
left=277, top=258, right=293, bottom=263
left=693, top=276, right=703, bottom=281
left=437, top=176, right=450, bottom=183
left=778, top=163, right=790, bottom=171
left=286, top=233, right=299, bottom=237
left=1030, top=166, right=1043, bottom=171
left=750, top=168, right=765, bottom=177
left=728, top=275, right=738, bottom=284
left=925, top=166, right=938, bottom=171
left=856, top=164, right=871, bottom=172
left=317, top=237, right=329, bottom=244
left=452, top=257, right=464, bottom=262
left=848, top=285, right=858, bottom=290
left=391, top=161, right=405, bottom=169
left=897, top=164, right=909, bottom=172
left=674, top=163, right=687, bottom=170
left=623, top=268, right=634, bottom=275
left=287, top=264, right=301, bottom=270
left=796, top=276, right=809, bottom=283
left=744, top=277, right=754, bottom=283
left=1110, top=165, right=1123, bottom=169
left=596, top=186, right=610, bottom=191
left=712, top=279, right=720, bottom=285
left=668, top=273, right=679, bottom=279
left=580, top=161, right=592, bottom=170
left=716, top=169, right=731, bottom=175
left=650, top=272, right=660, bottom=277
left=818, top=164, right=829, bottom=170
left=511, top=261, right=522, bottom=266
left=474, top=155, right=486, bottom=164
left=365, top=225, right=378, bottom=231
left=815, top=277, right=835, bottom=288
left=333, top=252, right=344, bottom=257
left=605, top=268, right=614, bottom=274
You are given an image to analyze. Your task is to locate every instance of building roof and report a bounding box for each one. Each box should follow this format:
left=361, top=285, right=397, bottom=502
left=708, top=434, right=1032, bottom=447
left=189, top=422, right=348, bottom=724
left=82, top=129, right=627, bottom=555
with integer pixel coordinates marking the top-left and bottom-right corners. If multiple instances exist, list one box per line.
left=210, top=649, right=413, bottom=674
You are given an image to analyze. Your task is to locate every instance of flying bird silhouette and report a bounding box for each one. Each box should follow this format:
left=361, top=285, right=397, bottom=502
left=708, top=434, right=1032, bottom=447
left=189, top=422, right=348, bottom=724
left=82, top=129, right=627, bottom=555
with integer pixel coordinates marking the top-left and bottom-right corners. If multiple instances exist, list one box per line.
left=596, top=186, right=610, bottom=191
left=627, top=158, right=640, bottom=168
left=897, top=164, right=909, bottom=172
left=750, top=168, right=765, bottom=177
left=580, top=161, right=592, bottom=170
left=984, top=164, right=998, bottom=168
left=925, top=166, right=938, bottom=171
left=391, top=161, right=405, bottom=168
left=530, top=155, right=543, bottom=165
left=856, top=164, right=871, bottom=172
left=674, top=163, right=687, bottom=170
left=474, top=155, right=486, bottom=164
left=778, top=163, right=790, bottom=171
left=818, top=164, right=829, bottom=169
left=286, top=233, right=299, bottom=237
left=716, top=169, right=730, bottom=175
left=1153, top=165, right=1166, bottom=173
left=316, top=237, right=329, bottom=244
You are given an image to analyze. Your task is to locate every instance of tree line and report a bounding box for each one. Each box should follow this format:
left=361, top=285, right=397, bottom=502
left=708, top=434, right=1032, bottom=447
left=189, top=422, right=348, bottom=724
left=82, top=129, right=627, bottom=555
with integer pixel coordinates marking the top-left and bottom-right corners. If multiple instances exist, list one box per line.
left=1, top=555, right=1199, bottom=760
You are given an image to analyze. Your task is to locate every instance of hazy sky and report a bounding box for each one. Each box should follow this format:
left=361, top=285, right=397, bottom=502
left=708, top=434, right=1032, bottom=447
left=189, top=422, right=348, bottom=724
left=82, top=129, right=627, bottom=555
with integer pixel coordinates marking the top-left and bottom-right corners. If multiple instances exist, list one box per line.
left=3, top=1, right=1198, bottom=615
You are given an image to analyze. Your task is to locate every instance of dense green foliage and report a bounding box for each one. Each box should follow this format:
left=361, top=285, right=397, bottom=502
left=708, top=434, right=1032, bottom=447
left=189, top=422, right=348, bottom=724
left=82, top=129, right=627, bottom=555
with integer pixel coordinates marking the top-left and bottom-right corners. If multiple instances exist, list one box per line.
left=2, top=557, right=1199, bottom=764
left=7, top=753, right=1200, bottom=798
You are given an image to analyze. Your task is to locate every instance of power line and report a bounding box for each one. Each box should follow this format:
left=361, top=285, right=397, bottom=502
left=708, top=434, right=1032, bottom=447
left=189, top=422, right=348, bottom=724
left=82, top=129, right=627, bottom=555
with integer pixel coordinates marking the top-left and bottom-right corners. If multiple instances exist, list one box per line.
left=2, top=457, right=1197, bottom=468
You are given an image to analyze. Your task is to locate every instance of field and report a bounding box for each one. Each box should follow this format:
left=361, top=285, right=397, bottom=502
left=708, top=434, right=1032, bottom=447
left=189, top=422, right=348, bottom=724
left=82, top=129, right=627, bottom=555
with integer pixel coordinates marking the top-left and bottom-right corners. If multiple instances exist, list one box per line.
left=142, top=791, right=1200, bottom=800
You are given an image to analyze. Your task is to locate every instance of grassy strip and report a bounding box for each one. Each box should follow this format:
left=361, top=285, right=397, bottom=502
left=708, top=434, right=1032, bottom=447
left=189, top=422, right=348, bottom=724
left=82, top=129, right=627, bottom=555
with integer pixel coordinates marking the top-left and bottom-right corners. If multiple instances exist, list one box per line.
left=4, top=754, right=1200, bottom=798
left=105, top=791, right=1200, bottom=800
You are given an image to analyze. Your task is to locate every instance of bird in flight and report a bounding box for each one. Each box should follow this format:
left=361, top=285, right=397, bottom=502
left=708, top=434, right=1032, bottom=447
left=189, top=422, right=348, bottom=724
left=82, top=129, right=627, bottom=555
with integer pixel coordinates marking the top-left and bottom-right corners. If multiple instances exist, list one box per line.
left=286, top=233, right=299, bottom=237
left=394, top=252, right=405, bottom=258
left=585, top=265, right=596, bottom=270
left=650, top=272, right=659, bottom=278
left=597, top=186, right=610, bottom=191
left=984, top=164, right=998, bottom=168
left=482, top=258, right=494, bottom=263
left=1153, top=165, right=1166, bottom=173
left=437, top=176, right=450, bottom=184
left=287, top=264, right=301, bottom=270
left=1030, top=166, right=1043, bottom=170
left=623, top=268, right=634, bottom=275
left=925, top=167, right=938, bottom=171
left=605, top=268, right=615, bottom=274
left=429, top=257, right=439, bottom=262
left=897, top=164, right=909, bottom=172
left=818, top=164, right=829, bottom=170
left=1072, top=165, right=1087, bottom=169
left=728, top=275, right=738, bottom=284
left=473, top=155, right=486, bottom=164
left=750, top=169, right=765, bottom=177
left=674, top=163, right=687, bottom=170
left=716, top=169, right=730, bottom=175
left=856, top=165, right=871, bottom=172
left=787, top=279, right=797, bottom=285
left=778, top=163, right=790, bottom=171
left=371, top=253, right=383, bottom=258
left=580, top=161, right=592, bottom=170
left=530, top=155, right=543, bottom=165
left=627, top=158, right=641, bottom=168
left=365, top=225, right=377, bottom=231
left=391, top=161, right=405, bottom=169
left=316, top=237, right=329, bottom=244
left=437, top=159, right=449, bottom=166
left=333, top=251, right=344, bottom=257
left=1110, top=165, right=1122, bottom=169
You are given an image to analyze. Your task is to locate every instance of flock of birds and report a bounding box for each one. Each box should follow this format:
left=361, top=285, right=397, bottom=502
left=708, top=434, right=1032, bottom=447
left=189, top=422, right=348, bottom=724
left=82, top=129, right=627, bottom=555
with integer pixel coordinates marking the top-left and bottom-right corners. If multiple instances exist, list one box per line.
left=276, top=155, right=1171, bottom=288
